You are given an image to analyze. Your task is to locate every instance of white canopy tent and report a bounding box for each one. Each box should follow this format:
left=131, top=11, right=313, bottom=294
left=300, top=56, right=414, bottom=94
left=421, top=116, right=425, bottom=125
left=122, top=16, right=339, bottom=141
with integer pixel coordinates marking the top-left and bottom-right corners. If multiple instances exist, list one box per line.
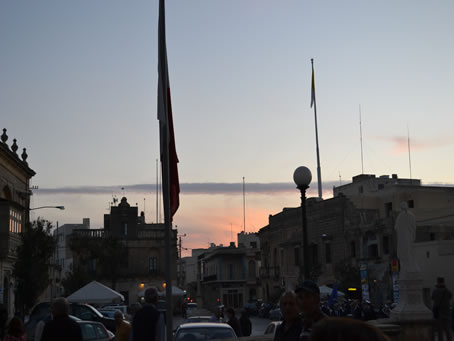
left=319, top=285, right=345, bottom=297
left=137, top=285, right=185, bottom=297
left=67, top=281, right=124, bottom=305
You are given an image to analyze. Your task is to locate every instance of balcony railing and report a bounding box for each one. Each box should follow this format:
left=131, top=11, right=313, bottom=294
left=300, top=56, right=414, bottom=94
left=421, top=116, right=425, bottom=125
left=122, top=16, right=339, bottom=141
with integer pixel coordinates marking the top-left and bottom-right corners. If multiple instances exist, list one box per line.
left=259, top=266, right=280, bottom=279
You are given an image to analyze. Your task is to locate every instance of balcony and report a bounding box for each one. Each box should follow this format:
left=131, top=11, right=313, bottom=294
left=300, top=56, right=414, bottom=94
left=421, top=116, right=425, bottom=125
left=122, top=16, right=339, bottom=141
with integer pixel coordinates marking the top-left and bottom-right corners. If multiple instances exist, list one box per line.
left=73, top=229, right=106, bottom=238
left=259, top=266, right=280, bottom=280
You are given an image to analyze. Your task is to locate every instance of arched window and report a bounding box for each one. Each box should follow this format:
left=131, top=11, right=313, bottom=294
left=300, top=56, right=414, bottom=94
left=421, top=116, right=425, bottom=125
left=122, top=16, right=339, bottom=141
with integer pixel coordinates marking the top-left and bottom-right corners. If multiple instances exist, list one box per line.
left=248, top=260, right=256, bottom=279
left=2, top=185, right=12, bottom=200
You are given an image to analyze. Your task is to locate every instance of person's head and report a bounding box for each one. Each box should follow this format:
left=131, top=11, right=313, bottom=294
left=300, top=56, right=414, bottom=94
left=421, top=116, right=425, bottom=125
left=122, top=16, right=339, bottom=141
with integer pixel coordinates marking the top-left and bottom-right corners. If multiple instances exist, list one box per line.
left=52, top=297, right=69, bottom=318
left=144, top=287, right=159, bottom=304
left=226, top=308, right=235, bottom=320
left=309, top=317, right=391, bottom=341
left=295, top=280, right=320, bottom=316
left=279, top=291, right=301, bottom=323
left=7, top=316, right=24, bottom=337
left=114, top=310, right=124, bottom=326
left=436, top=277, right=445, bottom=287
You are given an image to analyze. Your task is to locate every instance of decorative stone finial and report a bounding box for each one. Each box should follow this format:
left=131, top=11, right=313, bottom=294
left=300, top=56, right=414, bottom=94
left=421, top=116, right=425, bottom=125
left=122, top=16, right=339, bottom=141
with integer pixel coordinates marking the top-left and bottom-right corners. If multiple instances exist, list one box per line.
left=11, top=139, right=18, bottom=154
left=21, top=148, right=28, bottom=163
left=1, top=128, right=8, bottom=144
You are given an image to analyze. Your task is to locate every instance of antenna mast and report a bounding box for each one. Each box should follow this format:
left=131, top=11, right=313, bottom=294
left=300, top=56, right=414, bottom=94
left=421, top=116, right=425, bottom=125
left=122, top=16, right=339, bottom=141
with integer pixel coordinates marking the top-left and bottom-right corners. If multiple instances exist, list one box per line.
left=243, top=177, right=246, bottom=233
left=156, top=158, right=159, bottom=223
left=359, top=105, right=364, bottom=174
left=407, top=125, right=412, bottom=183
left=311, top=59, right=323, bottom=198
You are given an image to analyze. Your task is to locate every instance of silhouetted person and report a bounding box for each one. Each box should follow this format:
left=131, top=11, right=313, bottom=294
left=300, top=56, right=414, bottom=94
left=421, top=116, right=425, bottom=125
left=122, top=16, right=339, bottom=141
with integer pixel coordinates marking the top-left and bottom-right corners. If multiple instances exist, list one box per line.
left=239, top=310, right=252, bottom=337
left=41, top=297, right=83, bottom=341
left=226, top=308, right=242, bottom=337
left=132, top=287, right=165, bottom=341
left=4, top=316, right=26, bottom=341
left=0, top=304, right=7, bottom=340
left=295, top=280, right=325, bottom=341
left=114, top=310, right=131, bottom=341
left=274, top=291, right=302, bottom=341
left=432, top=277, right=453, bottom=341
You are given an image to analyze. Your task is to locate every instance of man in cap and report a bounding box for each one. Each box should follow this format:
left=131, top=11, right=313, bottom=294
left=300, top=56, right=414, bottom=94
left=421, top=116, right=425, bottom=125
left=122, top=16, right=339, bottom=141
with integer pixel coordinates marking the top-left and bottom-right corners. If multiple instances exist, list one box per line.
left=295, top=280, right=325, bottom=341
left=273, top=291, right=302, bottom=341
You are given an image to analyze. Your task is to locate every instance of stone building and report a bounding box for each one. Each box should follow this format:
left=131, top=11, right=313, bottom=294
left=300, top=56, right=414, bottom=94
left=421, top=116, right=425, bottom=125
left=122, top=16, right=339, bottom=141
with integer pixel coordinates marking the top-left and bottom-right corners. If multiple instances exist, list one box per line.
left=70, top=197, right=177, bottom=305
left=258, top=173, right=454, bottom=305
left=258, top=195, right=391, bottom=303
left=197, top=238, right=261, bottom=311
left=0, top=128, right=35, bottom=318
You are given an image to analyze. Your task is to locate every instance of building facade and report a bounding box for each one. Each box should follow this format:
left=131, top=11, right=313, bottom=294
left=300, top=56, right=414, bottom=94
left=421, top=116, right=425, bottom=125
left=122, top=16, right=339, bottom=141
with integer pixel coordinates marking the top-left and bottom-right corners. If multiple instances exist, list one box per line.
left=0, top=128, right=35, bottom=318
left=70, top=197, right=178, bottom=305
left=258, top=173, right=454, bottom=305
left=197, top=237, right=261, bottom=311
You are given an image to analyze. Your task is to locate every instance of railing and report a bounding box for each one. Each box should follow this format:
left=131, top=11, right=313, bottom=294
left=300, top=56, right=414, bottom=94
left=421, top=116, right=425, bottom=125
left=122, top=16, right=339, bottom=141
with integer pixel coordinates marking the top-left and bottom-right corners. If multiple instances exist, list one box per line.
left=259, top=266, right=280, bottom=279
left=73, top=229, right=106, bottom=238
left=137, top=229, right=165, bottom=239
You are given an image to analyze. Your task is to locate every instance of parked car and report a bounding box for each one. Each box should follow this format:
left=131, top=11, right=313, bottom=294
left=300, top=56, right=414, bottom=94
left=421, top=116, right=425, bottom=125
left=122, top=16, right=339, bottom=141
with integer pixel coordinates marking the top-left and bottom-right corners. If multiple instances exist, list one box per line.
left=25, top=313, right=80, bottom=341
left=264, top=321, right=281, bottom=338
left=98, top=309, right=117, bottom=319
left=77, top=320, right=115, bottom=341
left=184, top=316, right=217, bottom=324
left=258, top=303, right=276, bottom=318
left=25, top=302, right=116, bottom=340
left=269, top=307, right=282, bottom=321
left=101, top=304, right=128, bottom=316
left=243, top=302, right=259, bottom=315
left=186, top=302, right=198, bottom=315
left=174, top=322, right=238, bottom=341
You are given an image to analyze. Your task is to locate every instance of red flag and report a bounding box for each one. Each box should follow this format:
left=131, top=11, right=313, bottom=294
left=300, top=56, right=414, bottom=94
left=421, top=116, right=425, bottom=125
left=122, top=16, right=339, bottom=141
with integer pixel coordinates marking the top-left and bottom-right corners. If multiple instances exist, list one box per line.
left=158, top=0, right=179, bottom=219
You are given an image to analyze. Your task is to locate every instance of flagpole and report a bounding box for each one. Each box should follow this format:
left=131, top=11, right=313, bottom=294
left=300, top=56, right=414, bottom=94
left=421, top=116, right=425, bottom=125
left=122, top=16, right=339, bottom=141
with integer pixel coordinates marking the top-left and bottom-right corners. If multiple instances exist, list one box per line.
left=158, top=0, right=173, bottom=338
left=311, top=58, right=323, bottom=199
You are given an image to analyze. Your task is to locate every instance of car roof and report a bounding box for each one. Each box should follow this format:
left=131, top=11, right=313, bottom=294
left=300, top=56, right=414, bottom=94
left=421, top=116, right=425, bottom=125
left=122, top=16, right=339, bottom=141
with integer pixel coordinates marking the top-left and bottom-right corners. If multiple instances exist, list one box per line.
left=178, top=322, right=233, bottom=329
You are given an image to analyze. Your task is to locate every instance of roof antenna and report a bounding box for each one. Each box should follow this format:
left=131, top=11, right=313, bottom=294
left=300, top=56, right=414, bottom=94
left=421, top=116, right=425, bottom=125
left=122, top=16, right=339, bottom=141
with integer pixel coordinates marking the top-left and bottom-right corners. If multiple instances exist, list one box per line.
left=359, top=105, right=364, bottom=174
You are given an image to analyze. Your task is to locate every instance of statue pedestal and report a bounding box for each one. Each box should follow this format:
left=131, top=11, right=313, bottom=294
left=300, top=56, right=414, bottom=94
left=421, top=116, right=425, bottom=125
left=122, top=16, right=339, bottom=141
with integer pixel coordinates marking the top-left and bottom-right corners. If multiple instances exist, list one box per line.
left=390, top=272, right=432, bottom=321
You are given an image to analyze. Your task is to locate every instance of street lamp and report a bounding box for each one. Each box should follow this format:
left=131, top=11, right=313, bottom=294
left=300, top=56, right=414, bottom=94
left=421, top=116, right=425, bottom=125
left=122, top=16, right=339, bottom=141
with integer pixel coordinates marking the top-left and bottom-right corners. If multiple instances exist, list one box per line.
left=293, top=166, right=312, bottom=281
left=30, top=206, right=65, bottom=210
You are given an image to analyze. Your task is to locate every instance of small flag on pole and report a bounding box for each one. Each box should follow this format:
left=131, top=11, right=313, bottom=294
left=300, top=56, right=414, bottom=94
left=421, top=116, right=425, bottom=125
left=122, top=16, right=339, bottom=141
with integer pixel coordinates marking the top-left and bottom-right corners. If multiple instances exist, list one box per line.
left=158, top=0, right=180, bottom=220
left=328, top=282, right=338, bottom=307
left=310, top=58, right=316, bottom=108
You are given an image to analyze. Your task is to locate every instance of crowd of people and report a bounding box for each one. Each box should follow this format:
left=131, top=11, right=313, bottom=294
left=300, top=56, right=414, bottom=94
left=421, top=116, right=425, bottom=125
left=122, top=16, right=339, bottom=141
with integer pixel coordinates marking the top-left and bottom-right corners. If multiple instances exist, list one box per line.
left=0, top=277, right=452, bottom=341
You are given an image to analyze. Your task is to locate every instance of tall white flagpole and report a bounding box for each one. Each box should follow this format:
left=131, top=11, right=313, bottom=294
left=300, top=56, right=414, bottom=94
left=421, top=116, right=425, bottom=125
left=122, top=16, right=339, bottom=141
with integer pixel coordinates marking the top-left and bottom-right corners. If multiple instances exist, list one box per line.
left=311, top=58, right=323, bottom=199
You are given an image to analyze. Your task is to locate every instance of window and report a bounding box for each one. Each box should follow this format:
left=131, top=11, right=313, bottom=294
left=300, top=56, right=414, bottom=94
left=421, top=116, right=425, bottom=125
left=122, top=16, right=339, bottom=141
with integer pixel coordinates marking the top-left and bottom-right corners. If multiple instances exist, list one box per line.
left=325, top=243, right=332, bottom=264
left=383, top=236, right=390, bottom=255
left=280, top=249, right=284, bottom=266
left=378, top=183, right=385, bottom=190
left=250, top=241, right=257, bottom=249
left=123, top=223, right=128, bottom=236
left=149, top=257, right=157, bottom=273
left=385, top=202, right=393, bottom=217
left=311, top=244, right=318, bottom=264
left=359, top=186, right=363, bottom=194
left=95, top=324, right=108, bottom=338
left=80, top=323, right=97, bottom=340
left=229, top=264, right=233, bottom=280
left=294, top=247, right=300, bottom=266
left=351, top=241, right=356, bottom=258
left=9, top=208, right=23, bottom=234
left=368, top=244, right=378, bottom=258
left=407, top=200, right=414, bottom=208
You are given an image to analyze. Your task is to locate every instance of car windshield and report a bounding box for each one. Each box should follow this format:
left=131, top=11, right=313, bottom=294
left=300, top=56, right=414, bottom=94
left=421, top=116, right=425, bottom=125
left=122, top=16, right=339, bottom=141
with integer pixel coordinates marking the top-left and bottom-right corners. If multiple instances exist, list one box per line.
left=176, top=327, right=235, bottom=341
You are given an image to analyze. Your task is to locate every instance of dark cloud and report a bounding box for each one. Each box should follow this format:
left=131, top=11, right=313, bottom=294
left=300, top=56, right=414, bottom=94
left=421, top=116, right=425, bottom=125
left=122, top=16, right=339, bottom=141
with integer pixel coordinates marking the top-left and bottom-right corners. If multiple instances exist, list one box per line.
left=35, top=181, right=340, bottom=196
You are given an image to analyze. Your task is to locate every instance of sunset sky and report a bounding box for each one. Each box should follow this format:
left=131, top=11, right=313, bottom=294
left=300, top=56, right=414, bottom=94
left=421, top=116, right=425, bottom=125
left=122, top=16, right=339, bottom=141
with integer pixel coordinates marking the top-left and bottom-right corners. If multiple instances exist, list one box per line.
left=2, top=1, right=453, bottom=256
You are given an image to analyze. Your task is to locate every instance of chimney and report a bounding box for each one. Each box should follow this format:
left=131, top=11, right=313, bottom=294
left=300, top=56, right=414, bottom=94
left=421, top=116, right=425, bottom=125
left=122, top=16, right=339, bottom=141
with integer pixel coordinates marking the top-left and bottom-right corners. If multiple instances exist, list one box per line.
left=83, top=218, right=90, bottom=228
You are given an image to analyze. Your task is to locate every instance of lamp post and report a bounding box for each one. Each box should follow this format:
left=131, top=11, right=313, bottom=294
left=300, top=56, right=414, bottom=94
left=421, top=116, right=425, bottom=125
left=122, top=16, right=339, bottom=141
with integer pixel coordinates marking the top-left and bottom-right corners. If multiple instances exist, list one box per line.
left=293, top=166, right=312, bottom=281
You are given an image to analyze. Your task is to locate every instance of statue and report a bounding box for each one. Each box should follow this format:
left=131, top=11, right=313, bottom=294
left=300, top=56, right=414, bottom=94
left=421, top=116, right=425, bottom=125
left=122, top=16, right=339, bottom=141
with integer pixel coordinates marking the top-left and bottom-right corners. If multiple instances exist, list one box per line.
left=395, top=202, right=420, bottom=277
